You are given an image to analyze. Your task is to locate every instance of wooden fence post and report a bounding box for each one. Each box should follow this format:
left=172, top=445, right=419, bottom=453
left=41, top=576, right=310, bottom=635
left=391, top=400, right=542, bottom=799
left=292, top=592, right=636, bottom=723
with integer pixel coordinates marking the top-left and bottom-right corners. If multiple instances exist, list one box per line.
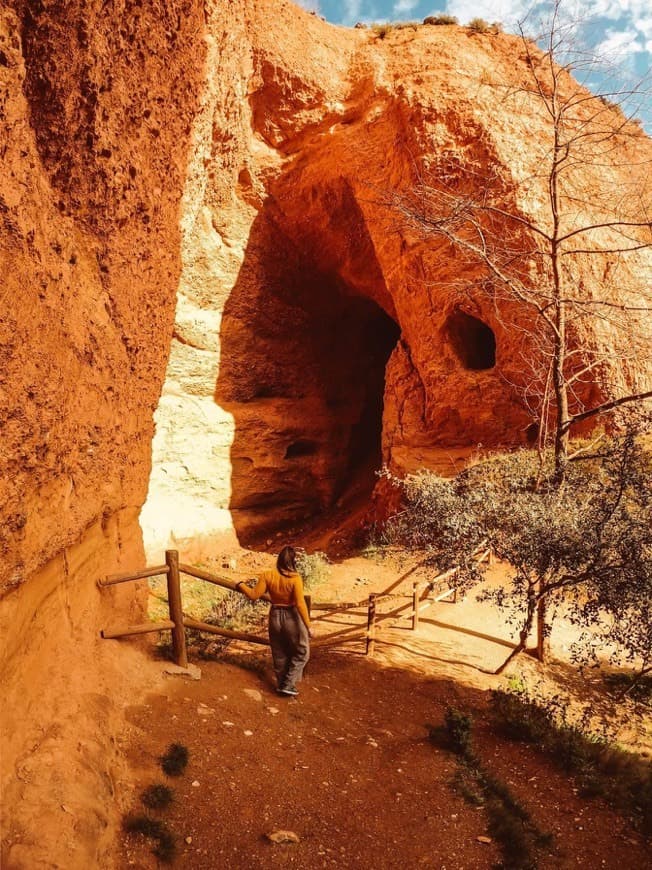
left=166, top=550, right=188, bottom=668
left=412, top=582, right=419, bottom=631
left=366, top=594, right=377, bottom=656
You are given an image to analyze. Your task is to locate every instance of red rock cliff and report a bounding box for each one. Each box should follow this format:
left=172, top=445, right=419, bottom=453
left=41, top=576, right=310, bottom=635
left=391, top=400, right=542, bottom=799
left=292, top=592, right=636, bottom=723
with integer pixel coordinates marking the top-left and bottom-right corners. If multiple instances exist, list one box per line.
left=1, top=2, right=651, bottom=866
left=142, top=1, right=652, bottom=555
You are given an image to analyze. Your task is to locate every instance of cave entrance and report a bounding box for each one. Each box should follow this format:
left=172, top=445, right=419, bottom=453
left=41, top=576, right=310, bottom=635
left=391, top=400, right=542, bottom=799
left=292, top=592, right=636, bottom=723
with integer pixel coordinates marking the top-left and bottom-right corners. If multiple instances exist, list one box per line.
left=279, top=270, right=400, bottom=512
left=318, top=289, right=400, bottom=493
left=217, top=248, right=400, bottom=541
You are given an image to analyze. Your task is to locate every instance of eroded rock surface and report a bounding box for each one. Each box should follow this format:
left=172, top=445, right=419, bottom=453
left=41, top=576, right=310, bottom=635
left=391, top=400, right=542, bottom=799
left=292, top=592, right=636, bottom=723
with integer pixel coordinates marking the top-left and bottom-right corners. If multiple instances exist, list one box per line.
left=143, top=1, right=652, bottom=555
left=1, top=2, right=651, bottom=866
left=1, top=0, right=207, bottom=865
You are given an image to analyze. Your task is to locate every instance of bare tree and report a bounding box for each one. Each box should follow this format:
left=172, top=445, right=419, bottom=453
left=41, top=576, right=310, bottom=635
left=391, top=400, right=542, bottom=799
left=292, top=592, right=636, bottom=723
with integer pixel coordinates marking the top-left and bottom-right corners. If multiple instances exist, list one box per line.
left=385, top=0, right=652, bottom=482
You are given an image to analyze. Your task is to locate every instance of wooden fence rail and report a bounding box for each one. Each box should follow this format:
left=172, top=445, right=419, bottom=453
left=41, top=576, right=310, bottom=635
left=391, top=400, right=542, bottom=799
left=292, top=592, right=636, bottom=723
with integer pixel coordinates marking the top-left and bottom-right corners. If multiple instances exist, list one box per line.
left=100, top=546, right=494, bottom=664
left=364, top=546, right=492, bottom=656
left=99, top=550, right=270, bottom=666
left=102, top=564, right=169, bottom=585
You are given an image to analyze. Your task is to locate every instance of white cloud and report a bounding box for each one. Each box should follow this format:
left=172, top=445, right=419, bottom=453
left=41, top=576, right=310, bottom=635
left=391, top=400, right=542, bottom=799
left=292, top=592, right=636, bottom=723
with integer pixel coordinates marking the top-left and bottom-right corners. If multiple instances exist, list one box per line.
left=393, top=0, right=420, bottom=13
left=595, top=26, right=640, bottom=57
left=340, top=0, right=364, bottom=25
left=443, top=0, right=652, bottom=59
left=442, top=0, right=650, bottom=131
left=445, top=0, right=652, bottom=30
left=634, top=15, right=652, bottom=38
left=296, top=0, right=321, bottom=10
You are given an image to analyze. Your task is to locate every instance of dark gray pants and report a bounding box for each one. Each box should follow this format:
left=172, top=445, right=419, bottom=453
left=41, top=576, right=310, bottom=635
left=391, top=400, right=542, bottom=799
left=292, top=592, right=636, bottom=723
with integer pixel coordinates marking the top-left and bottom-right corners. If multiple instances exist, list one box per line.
left=268, top=606, right=310, bottom=691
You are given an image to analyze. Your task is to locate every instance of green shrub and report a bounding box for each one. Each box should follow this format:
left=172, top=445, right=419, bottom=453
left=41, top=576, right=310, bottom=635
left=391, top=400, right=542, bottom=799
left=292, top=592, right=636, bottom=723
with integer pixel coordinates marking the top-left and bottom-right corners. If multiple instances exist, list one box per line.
left=141, top=783, right=174, bottom=810
left=444, top=707, right=474, bottom=756
left=485, top=799, right=538, bottom=870
left=423, top=15, right=458, bottom=25
left=468, top=17, right=490, bottom=32
left=212, top=585, right=267, bottom=632
left=371, top=22, right=417, bottom=38
left=381, top=435, right=652, bottom=677
left=123, top=814, right=177, bottom=863
left=296, top=550, right=331, bottom=591
left=467, top=18, right=502, bottom=34
left=160, top=743, right=189, bottom=777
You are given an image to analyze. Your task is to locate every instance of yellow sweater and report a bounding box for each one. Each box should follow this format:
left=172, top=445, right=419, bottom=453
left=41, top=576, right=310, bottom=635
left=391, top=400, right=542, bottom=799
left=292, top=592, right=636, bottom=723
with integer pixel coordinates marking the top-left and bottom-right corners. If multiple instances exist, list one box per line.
left=239, top=569, right=311, bottom=628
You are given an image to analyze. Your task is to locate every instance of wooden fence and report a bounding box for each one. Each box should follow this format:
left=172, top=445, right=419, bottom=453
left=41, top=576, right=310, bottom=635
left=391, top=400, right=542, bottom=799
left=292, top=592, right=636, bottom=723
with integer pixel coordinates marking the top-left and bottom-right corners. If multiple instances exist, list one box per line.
left=100, top=546, right=492, bottom=665
left=99, top=550, right=271, bottom=667
left=308, top=546, right=492, bottom=656
left=363, top=547, right=492, bottom=655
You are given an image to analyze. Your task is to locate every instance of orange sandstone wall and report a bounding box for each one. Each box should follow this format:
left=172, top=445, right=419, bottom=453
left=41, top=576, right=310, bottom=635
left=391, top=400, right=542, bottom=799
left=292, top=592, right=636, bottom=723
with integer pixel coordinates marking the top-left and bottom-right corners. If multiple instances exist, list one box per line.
left=1, top=2, right=651, bottom=864
left=0, top=0, right=206, bottom=593
left=0, top=1, right=208, bottom=865
left=143, top=1, right=652, bottom=555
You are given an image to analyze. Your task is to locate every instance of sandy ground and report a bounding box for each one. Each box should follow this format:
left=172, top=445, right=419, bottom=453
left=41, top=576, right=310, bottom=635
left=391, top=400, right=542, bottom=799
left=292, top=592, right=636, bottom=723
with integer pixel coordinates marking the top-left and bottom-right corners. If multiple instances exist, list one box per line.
left=115, top=548, right=651, bottom=870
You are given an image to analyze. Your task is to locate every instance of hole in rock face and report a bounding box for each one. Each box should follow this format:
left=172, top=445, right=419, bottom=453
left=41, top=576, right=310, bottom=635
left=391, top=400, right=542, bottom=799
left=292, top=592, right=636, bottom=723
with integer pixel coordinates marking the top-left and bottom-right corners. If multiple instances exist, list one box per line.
left=525, top=422, right=539, bottom=445
left=285, top=439, right=318, bottom=459
left=218, top=245, right=400, bottom=541
left=445, top=310, right=496, bottom=370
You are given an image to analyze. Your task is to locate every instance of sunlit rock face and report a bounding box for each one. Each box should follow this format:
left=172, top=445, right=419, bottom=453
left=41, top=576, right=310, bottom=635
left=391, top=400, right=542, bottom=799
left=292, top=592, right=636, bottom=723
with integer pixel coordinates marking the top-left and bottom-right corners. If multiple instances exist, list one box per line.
left=144, top=1, right=652, bottom=554
left=2, top=2, right=651, bottom=865
left=0, top=0, right=210, bottom=592
left=1, top=1, right=208, bottom=865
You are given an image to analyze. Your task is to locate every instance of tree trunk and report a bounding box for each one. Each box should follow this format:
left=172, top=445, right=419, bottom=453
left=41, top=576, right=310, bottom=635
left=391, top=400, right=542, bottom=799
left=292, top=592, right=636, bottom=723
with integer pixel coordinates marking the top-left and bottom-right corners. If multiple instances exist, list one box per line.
left=549, top=118, right=571, bottom=484
left=536, top=585, right=549, bottom=662
left=494, top=585, right=538, bottom=675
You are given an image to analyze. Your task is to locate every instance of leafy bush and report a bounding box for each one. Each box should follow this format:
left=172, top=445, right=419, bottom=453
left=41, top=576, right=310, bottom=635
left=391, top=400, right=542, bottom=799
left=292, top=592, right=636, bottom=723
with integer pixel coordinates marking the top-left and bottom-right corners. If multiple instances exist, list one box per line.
left=296, top=550, right=331, bottom=591
left=160, top=743, right=189, bottom=777
left=123, top=814, right=177, bottom=863
left=381, top=433, right=652, bottom=675
left=467, top=18, right=502, bottom=34
left=468, top=17, right=490, bottom=32
left=211, top=585, right=267, bottom=631
left=444, top=707, right=474, bottom=756
left=141, top=783, right=174, bottom=810
left=371, top=22, right=417, bottom=38
left=423, top=15, right=458, bottom=25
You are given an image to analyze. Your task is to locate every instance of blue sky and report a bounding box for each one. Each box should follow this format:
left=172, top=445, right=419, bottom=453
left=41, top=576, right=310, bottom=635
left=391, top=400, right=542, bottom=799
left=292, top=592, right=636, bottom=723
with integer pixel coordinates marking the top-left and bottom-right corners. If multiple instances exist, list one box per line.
left=297, top=0, right=651, bottom=129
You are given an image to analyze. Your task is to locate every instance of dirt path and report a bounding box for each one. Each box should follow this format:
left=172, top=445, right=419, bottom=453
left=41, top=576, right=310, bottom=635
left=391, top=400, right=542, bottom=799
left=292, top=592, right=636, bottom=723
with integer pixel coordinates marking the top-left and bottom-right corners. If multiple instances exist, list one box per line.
left=117, top=552, right=651, bottom=869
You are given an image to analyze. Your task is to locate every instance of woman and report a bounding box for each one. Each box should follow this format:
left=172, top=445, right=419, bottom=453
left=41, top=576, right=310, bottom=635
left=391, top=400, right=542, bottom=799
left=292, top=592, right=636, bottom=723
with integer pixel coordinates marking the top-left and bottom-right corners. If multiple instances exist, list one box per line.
left=236, top=546, right=311, bottom=697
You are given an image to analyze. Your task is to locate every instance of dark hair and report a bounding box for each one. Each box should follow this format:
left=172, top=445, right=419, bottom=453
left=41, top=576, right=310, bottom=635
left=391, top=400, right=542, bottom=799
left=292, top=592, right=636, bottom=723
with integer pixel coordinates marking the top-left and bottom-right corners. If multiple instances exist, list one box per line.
left=277, top=545, right=297, bottom=577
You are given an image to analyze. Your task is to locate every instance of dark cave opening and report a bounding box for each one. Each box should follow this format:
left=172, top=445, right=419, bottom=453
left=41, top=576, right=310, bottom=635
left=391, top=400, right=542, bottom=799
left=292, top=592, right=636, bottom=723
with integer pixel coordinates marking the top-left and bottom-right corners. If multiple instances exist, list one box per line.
left=337, top=297, right=400, bottom=485
left=289, top=274, right=400, bottom=506
left=217, top=257, right=400, bottom=538
left=215, top=180, right=403, bottom=542
left=445, top=310, right=496, bottom=370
